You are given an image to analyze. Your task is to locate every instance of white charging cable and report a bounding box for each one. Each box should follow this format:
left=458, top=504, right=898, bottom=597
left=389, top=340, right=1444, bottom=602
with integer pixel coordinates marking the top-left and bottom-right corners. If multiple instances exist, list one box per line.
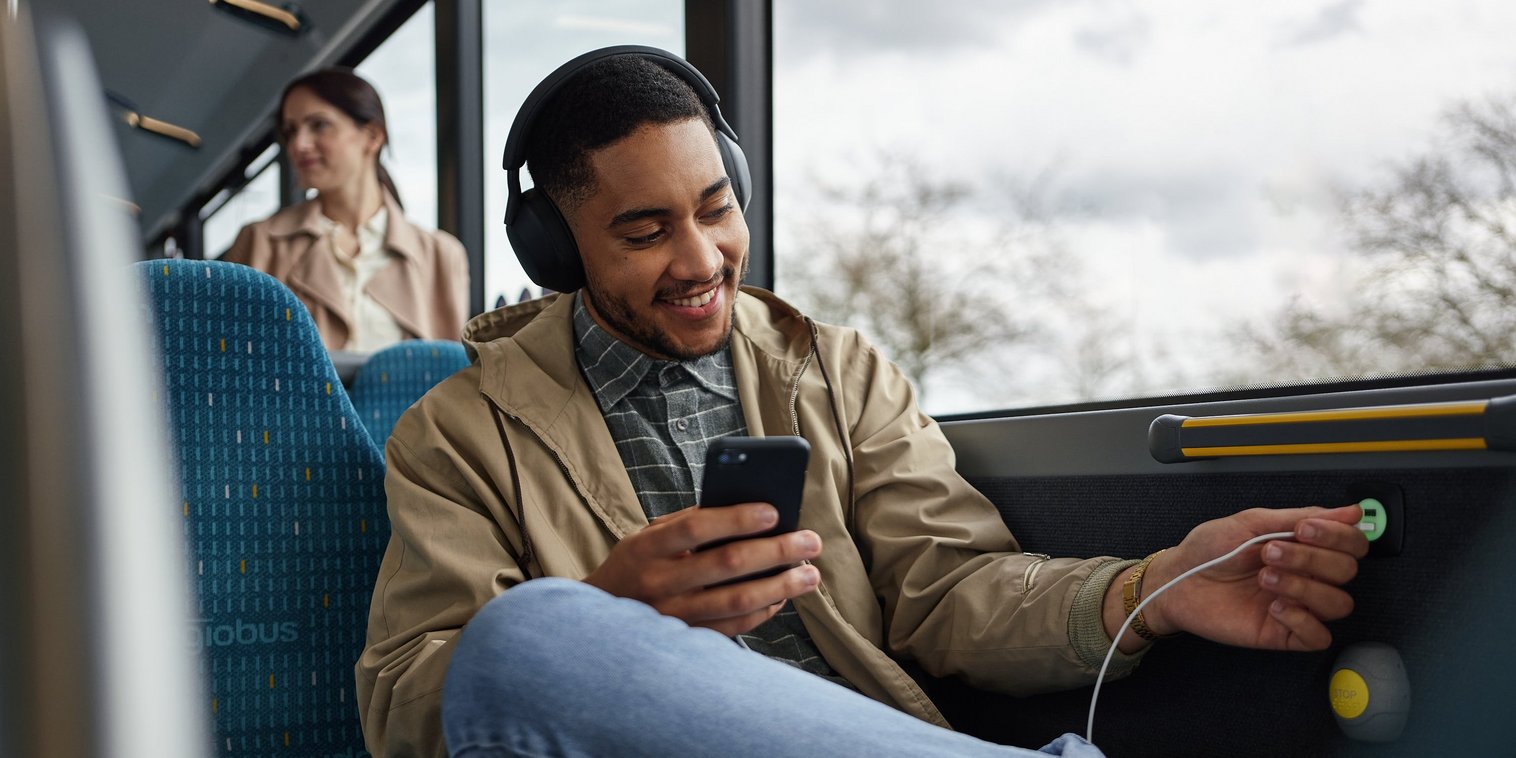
left=1085, top=530, right=1297, bottom=744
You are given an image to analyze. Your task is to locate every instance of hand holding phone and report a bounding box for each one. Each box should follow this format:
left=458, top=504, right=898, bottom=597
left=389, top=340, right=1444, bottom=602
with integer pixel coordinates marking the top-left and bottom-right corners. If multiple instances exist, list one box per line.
left=697, top=436, right=810, bottom=585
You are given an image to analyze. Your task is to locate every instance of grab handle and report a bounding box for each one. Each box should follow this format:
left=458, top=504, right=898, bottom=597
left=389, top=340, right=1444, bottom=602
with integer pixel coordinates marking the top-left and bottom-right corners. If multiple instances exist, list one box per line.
left=1149, top=395, right=1516, bottom=463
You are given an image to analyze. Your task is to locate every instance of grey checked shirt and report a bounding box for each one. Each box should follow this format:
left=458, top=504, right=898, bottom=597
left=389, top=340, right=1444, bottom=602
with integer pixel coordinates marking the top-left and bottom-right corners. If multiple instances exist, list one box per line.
left=572, top=293, right=851, bottom=688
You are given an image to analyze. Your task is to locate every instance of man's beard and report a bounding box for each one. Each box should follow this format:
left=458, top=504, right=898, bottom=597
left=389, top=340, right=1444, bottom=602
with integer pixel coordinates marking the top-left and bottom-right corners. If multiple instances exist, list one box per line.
left=585, top=257, right=747, bottom=361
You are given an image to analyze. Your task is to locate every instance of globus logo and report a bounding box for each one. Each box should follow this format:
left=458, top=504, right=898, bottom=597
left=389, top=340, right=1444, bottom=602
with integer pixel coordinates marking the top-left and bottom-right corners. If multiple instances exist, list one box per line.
left=188, top=617, right=299, bottom=648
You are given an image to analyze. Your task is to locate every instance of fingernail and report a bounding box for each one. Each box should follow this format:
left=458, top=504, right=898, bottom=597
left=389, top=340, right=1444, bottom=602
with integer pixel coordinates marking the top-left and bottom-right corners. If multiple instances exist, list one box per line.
left=1261, top=569, right=1279, bottom=587
left=1301, top=524, right=1319, bottom=541
left=795, top=531, right=819, bottom=551
left=1263, top=544, right=1283, bottom=562
left=800, top=566, right=820, bottom=586
left=1270, top=599, right=1287, bottom=616
left=758, top=507, right=778, bottom=526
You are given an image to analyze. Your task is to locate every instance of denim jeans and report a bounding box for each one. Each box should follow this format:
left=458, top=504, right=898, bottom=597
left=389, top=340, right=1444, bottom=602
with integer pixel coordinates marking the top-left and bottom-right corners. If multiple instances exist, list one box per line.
left=441, top=578, right=1105, bottom=757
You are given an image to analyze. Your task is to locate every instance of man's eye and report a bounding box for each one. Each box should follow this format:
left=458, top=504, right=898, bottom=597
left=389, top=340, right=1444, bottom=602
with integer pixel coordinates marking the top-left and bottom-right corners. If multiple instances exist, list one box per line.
left=625, top=230, right=664, bottom=246
left=703, top=203, right=735, bottom=221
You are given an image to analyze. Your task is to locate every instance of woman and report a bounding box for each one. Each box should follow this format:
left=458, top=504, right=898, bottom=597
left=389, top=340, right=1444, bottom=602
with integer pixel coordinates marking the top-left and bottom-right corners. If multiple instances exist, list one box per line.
left=223, top=68, right=469, bottom=352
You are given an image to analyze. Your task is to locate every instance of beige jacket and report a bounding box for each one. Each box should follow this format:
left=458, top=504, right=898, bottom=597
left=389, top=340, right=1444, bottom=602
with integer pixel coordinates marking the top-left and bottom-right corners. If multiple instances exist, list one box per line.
left=222, top=192, right=470, bottom=351
left=357, top=288, right=1140, bottom=757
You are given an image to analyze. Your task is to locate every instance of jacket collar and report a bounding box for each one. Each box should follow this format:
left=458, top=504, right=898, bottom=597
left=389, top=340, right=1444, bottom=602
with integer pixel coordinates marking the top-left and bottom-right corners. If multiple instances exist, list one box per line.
left=264, top=190, right=422, bottom=263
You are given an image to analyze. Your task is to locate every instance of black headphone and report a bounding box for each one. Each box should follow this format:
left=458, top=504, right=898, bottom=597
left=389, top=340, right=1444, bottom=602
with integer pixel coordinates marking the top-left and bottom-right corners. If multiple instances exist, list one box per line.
left=501, top=45, right=752, bottom=293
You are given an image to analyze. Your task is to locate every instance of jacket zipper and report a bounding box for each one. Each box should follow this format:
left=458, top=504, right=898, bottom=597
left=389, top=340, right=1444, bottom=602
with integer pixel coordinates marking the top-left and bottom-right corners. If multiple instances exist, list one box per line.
left=1023, top=553, right=1052, bottom=593
left=787, top=325, right=819, bottom=436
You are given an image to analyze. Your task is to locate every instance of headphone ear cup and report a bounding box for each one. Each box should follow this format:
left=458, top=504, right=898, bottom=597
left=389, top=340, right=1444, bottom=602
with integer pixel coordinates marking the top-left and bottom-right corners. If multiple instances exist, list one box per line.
left=506, top=188, right=586, bottom=293
left=717, top=132, right=752, bottom=211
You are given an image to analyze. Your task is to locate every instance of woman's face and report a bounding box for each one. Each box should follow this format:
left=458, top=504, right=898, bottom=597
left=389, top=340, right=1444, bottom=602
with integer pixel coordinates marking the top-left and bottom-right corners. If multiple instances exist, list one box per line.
left=279, top=86, right=382, bottom=198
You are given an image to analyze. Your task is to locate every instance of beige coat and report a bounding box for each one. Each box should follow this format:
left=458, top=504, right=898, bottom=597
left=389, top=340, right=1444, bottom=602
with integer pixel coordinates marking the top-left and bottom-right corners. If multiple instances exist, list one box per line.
left=357, top=288, right=1139, bottom=757
left=222, top=193, right=470, bottom=351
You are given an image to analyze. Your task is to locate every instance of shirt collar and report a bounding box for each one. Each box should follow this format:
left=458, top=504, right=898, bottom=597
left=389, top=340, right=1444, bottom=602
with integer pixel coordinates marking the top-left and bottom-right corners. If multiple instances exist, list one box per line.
left=358, top=205, right=388, bottom=247
left=572, top=292, right=739, bottom=411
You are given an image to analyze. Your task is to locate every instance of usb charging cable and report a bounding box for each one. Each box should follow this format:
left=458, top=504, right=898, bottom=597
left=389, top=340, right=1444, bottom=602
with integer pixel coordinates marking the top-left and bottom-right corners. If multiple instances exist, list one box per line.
left=1085, top=530, right=1298, bottom=743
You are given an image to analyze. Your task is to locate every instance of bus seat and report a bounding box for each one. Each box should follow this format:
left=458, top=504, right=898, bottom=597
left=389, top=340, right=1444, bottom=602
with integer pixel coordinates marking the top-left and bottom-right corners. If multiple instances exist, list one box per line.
left=135, top=259, right=386, bottom=757
left=349, top=339, right=470, bottom=454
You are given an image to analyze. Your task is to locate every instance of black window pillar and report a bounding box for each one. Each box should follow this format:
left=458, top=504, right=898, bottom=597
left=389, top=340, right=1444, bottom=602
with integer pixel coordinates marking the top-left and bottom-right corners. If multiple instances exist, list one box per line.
left=686, top=0, right=773, bottom=290
left=278, top=149, right=300, bottom=210
left=175, top=211, right=204, bottom=260
left=435, top=0, right=486, bottom=316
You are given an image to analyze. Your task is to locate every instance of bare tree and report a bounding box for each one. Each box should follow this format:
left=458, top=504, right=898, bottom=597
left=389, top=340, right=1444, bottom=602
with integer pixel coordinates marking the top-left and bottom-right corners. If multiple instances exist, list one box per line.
left=782, top=153, right=1046, bottom=402
left=1241, top=95, right=1516, bottom=379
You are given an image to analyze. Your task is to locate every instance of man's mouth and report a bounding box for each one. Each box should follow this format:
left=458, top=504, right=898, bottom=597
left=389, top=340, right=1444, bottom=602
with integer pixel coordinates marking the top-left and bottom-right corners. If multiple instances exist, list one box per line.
left=666, top=288, right=717, bottom=308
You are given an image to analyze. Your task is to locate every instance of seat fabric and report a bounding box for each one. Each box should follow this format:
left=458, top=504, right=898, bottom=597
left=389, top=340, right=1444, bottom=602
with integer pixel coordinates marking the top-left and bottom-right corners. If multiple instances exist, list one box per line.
left=137, top=259, right=385, bottom=757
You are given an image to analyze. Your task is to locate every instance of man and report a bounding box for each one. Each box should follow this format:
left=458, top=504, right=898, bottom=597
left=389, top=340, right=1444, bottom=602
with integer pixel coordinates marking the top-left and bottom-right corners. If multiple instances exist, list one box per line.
left=356, top=49, right=1367, bottom=757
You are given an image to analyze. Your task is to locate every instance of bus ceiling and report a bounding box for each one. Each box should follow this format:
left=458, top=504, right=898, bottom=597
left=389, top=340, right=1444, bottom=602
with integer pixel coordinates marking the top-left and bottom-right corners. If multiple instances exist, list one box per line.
left=37, top=0, right=419, bottom=244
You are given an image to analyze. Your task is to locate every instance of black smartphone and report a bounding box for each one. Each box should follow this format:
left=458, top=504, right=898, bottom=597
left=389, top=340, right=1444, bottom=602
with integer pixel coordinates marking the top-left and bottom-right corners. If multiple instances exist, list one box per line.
left=696, top=435, right=811, bottom=585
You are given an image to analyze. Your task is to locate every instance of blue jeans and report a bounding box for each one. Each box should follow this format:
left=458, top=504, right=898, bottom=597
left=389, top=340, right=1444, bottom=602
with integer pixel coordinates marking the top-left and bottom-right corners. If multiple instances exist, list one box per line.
left=442, top=578, right=1104, bottom=757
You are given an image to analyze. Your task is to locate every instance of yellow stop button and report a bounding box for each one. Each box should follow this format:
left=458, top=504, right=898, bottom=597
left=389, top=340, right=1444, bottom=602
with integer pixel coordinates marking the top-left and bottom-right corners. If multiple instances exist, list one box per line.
left=1330, top=668, right=1370, bottom=719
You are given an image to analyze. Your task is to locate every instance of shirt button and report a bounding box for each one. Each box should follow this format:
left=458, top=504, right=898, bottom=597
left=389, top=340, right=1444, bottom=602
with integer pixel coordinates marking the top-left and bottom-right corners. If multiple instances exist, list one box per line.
left=675, top=418, right=689, bottom=431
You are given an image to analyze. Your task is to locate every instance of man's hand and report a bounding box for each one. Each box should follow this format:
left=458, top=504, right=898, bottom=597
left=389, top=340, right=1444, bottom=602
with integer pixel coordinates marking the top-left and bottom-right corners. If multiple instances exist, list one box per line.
left=1105, top=504, right=1369, bottom=653
left=583, top=503, right=824, bottom=636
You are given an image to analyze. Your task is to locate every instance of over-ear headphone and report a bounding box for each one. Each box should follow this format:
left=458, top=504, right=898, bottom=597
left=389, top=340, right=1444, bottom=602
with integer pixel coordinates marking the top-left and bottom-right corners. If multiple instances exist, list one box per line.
left=501, top=45, right=752, bottom=293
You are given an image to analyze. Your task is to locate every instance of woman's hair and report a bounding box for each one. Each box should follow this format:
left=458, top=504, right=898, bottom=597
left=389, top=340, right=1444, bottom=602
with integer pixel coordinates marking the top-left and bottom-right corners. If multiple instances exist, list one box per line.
left=279, top=67, right=403, bottom=209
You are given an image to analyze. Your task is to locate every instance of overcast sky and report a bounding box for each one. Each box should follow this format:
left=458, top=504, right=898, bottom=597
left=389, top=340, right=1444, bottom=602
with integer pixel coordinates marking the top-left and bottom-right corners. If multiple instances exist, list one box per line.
left=771, top=0, right=1516, bottom=411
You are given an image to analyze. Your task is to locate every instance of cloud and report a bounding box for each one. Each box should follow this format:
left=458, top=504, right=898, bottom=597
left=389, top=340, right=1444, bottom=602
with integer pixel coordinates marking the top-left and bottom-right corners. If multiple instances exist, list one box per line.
left=776, top=0, right=1061, bottom=60
left=1072, top=7, right=1152, bottom=66
left=1277, top=0, right=1364, bottom=48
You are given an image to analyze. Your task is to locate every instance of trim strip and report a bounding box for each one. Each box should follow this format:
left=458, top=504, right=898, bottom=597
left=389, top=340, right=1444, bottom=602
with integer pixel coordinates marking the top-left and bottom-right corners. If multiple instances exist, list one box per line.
left=1183, top=438, right=1488, bottom=457
left=1181, top=401, right=1488, bottom=428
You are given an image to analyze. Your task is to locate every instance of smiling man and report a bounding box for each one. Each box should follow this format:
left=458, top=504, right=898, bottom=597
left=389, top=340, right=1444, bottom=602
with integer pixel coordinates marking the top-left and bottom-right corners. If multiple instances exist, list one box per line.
left=355, top=49, right=1369, bottom=758
left=574, top=118, right=748, bottom=361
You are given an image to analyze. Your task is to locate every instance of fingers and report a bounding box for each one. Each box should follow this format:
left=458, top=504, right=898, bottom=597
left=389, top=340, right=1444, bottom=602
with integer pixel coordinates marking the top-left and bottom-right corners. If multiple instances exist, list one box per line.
left=1259, top=538, right=1360, bottom=585
left=1267, top=599, right=1334, bottom=651
left=1296, top=511, right=1371, bottom=559
left=682, top=529, right=823, bottom=589
left=1237, top=503, right=1361, bottom=534
left=644, top=502, right=780, bottom=555
left=1257, top=559, right=1355, bottom=622
left=667, top=564, right=822, bottom=634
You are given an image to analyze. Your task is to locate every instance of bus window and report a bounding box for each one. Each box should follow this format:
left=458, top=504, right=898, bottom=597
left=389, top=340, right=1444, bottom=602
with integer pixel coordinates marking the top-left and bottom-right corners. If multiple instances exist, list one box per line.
left=481, top=0, right=685, bottom=308
left=773, top=2, right=1516, bottom=416
left=355, top=1, right=438, bottom=229
left=200, top=144, right=279, bottom=259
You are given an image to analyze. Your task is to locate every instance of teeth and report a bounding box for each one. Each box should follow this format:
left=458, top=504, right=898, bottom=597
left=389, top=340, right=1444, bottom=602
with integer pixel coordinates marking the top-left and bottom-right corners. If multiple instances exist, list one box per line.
left=670, top=289, right=716, bottom=308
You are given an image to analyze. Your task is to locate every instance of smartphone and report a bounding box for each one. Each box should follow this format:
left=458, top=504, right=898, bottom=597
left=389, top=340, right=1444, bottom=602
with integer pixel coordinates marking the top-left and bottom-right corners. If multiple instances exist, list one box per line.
left=696, top=435, right=811, bottom=585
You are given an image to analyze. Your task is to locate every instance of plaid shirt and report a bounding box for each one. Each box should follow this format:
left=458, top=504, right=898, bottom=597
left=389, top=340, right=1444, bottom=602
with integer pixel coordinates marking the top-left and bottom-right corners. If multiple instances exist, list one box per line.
left=573, top=293, right=849, bottom=687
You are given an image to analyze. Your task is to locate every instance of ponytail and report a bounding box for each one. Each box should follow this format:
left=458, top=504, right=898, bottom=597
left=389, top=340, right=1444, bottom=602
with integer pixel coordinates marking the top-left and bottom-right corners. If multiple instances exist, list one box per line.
left=376, top=161, right=404, bottom=210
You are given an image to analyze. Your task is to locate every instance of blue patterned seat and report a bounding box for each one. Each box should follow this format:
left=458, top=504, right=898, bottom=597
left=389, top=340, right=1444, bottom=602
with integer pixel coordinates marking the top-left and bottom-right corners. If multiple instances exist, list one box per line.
left=350, top=339, right=470, bottom=453
left=136, top=259, right=385, bottom=757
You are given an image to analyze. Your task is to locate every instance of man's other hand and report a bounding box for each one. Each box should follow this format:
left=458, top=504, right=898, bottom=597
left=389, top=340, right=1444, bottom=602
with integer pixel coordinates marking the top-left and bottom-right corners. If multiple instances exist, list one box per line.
left=1107, top=504, right=1369, bottom=653
left=583, top=503, right=824, bottom=636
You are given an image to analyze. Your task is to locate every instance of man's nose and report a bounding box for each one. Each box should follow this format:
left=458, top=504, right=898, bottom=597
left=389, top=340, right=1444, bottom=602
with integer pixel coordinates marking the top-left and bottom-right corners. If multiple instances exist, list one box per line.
left=667, top=223, right=722, bottom=282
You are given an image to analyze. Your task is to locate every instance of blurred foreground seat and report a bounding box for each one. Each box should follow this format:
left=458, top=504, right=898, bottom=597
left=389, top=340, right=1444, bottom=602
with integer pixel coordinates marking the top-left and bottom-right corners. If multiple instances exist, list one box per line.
left=137, top=259, right=385, bottom=757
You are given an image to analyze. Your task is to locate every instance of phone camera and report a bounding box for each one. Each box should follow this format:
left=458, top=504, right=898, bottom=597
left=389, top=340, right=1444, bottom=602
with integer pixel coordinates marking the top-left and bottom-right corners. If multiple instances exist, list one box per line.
left=717, top=450, right=748, bottom=465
